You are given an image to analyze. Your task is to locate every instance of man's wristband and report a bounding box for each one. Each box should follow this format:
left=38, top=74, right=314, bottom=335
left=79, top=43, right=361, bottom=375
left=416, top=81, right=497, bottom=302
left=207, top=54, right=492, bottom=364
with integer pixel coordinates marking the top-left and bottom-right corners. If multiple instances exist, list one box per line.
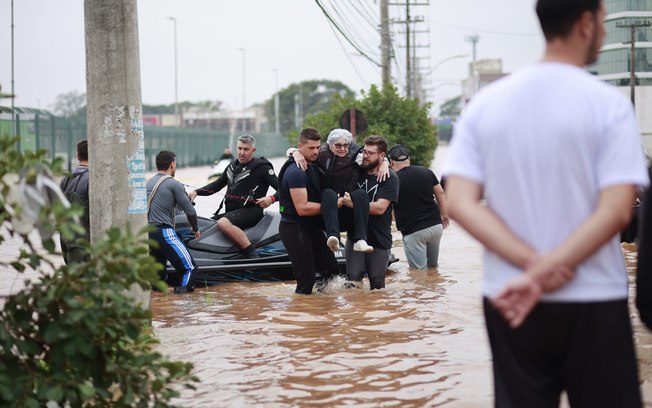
left=270, top=195, right=276, bottom=203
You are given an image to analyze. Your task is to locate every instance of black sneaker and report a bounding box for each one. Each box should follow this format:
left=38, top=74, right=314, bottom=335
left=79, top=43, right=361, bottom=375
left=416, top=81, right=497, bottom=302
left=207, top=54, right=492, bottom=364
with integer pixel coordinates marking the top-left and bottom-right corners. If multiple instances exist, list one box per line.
left=173, top=286, right=194, bottom=294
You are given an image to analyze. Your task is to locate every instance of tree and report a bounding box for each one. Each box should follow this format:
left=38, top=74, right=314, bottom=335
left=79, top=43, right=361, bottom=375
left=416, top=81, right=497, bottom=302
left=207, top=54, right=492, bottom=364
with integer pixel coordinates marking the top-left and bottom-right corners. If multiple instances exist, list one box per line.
left=52, top=90, right=86, bottom=118
left=263, top=79, right=354, bottom=136
left=0, top=136, right=196, bottom=406
left=301, top=84, right=438, bottom=167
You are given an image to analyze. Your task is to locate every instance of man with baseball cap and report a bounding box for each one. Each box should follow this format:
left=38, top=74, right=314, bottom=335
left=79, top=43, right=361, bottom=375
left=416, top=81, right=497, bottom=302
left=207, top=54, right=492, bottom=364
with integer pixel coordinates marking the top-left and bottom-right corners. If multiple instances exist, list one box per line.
left=389, top=144, right=449, bottom=269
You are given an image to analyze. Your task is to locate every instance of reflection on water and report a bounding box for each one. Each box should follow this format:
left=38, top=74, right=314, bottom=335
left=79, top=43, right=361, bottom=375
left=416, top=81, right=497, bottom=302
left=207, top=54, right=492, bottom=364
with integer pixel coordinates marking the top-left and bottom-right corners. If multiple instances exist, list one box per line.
left=153, top=224, right=492, bottom=407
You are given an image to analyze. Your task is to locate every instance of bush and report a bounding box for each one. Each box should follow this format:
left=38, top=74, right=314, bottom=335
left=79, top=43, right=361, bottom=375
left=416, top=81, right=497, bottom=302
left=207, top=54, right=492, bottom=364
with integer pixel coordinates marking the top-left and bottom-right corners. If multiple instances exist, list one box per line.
left=0, top=136, right=196, bottom=407
left=300, top=84, right=438, bottom=167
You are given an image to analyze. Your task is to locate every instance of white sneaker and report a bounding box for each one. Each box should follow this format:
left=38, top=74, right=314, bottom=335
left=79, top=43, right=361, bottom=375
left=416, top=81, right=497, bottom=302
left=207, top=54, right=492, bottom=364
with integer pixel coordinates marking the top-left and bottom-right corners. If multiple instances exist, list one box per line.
left=327, top=236, right=340, bottom=252
left=353, top=239, right=374, bottom=253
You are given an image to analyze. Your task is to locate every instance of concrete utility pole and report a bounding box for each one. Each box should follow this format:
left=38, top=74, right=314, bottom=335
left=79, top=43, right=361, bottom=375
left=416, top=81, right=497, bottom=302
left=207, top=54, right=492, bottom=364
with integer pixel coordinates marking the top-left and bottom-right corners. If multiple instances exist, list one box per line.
left=11, top=0, right=15, bottom=138
left=84, top=0, right=148, bottom=305
left=390, top=0, right=427, bottom=98
left=380, top=0, right=391, bottom=86
left=617, top=20, right=651, bottom=107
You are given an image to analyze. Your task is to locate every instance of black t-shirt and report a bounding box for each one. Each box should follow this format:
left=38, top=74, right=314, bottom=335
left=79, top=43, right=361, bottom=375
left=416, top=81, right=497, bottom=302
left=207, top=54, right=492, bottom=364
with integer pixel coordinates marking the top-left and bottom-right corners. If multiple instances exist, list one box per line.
left=393, top=165, right=442, bottom=236
left=356, top=170, right=399, bottom=250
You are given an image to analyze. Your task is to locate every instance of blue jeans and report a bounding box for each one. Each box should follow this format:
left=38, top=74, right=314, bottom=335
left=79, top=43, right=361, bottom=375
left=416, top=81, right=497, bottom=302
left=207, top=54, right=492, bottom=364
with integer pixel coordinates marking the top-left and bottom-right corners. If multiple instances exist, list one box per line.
left=402, top=224, right=443, bottom=269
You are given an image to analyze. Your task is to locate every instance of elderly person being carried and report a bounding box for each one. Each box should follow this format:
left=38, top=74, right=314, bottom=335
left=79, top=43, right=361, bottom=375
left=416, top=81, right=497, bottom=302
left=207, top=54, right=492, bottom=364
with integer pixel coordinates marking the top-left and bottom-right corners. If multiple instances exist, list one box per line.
left=289, top=128, right=389, bottom=253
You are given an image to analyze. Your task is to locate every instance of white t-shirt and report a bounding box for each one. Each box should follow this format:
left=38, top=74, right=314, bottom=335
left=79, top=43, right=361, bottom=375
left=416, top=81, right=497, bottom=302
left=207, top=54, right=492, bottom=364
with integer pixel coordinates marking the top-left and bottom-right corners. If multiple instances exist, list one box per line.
left=444, top=62, right=650, bottom=302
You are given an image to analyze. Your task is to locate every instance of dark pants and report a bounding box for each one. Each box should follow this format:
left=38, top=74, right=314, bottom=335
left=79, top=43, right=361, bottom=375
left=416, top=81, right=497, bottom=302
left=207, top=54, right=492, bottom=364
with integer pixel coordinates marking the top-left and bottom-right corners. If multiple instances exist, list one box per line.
left=279, top=221, right=339, bottom=294
left=60, top=235, right=90, bottom=265
left=149, top=226, right=198, bottom=289
left=321, top=188, right=369, bottom=242
left=484, top=298, right=641, bottom=408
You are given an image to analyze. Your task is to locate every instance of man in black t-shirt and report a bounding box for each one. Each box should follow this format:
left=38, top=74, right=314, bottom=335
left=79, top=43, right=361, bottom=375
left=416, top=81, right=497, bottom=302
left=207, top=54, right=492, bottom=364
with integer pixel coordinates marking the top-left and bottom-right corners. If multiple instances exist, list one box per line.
left=389, top=145, right=449, bottom=269
left=278, top=128, right=339, bottom=294
left=342, top=135, right=399, bottom=290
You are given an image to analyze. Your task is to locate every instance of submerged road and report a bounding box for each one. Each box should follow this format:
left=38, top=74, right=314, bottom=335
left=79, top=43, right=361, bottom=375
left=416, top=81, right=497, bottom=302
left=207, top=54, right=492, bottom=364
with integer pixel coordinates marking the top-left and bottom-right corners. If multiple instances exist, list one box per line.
left=1, top=146, right=651, bottom=406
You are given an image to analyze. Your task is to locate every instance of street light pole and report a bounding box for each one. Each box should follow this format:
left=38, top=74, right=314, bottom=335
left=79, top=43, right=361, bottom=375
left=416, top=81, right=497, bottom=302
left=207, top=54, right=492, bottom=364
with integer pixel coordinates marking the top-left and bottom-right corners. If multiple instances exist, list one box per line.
left=237, top=47, right=246, bottom=133
left=427, top=54, right=468, bottom=76
left=166, top=17, right=179, bottom=127
left=272, top=68, right=280, bottom=135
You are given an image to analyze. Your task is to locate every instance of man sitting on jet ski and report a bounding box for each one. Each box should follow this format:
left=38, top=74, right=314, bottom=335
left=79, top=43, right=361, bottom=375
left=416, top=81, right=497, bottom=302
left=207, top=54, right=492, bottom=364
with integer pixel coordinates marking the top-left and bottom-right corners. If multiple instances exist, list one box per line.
left=188, top=134, right=279, bottom=258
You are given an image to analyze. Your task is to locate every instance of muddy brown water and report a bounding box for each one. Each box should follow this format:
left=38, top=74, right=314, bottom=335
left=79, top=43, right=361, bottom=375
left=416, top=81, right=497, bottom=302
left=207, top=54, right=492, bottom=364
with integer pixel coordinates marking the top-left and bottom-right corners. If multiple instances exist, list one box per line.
left=2, top=149, right=652, bottom=406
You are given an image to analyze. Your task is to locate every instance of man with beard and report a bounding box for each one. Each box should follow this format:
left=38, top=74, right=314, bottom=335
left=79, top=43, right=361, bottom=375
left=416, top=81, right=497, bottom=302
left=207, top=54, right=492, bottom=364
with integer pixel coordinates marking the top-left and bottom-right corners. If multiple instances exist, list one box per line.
left=342, top=135, right=399, bottom=290
left=278, top=127, right=340, bottom=294
left=147, top=150, right=201, bottom=294
left=189, top=134, right=278, bottom=258
left=444, top=0, right=648, bottom=406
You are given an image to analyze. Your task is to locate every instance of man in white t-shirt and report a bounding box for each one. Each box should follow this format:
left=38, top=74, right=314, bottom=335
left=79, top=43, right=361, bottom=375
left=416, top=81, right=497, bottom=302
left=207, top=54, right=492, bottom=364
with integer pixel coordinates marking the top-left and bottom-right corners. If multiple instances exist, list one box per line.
left=443, top=0, right=649, bottom=406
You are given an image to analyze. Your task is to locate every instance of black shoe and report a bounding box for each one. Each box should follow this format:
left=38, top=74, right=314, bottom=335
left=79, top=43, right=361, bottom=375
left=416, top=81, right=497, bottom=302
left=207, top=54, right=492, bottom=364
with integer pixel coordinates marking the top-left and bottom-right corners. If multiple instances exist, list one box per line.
left=173, top=286, right=194, bottom=294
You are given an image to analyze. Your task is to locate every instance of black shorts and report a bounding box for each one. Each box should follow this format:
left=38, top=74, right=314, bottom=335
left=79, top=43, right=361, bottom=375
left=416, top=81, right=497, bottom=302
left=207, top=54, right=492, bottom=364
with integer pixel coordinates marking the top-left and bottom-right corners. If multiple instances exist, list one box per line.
left=219, top=206, right=263, bottom=230
left=484, top=298, right=641, bottom=408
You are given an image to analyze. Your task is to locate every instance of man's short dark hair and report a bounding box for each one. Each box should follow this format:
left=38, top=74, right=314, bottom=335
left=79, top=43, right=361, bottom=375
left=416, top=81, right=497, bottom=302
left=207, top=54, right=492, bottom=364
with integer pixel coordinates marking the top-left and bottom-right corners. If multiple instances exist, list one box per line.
left=77, top=139, right=88, bottom=162
left=299, top=127, right=321, bottom=144
left=536, top=0, right=601, bottom=40
left=156, top=150, right=176, bottom=171
left=363, top=135, right=388, bottom=154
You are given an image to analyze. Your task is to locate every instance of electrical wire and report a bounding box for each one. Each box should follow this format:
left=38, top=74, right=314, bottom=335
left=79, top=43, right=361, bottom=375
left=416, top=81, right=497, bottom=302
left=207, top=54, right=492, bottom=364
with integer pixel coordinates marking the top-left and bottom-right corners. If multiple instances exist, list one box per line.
left=314, top=0, right=382, bottom=66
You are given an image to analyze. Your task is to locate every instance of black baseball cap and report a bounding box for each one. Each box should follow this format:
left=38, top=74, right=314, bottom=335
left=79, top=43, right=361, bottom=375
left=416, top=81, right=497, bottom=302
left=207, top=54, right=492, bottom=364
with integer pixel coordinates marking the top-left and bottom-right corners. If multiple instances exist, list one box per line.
left=388, top=145, right=410, bottom=161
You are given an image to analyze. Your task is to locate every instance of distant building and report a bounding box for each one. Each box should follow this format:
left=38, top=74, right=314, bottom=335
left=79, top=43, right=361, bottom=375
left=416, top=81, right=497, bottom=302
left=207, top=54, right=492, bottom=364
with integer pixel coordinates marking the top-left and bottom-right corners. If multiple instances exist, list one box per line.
left=588, top=0, right=652, bottom=151
left=461, top=59, right=508, bottom=105
left=143, top=106, right=267, bottom=133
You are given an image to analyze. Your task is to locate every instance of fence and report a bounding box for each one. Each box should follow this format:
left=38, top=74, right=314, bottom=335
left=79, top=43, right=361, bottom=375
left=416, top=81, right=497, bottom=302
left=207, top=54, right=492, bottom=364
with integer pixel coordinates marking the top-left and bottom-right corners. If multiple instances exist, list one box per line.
left=0, top=110, right=292, bottom=171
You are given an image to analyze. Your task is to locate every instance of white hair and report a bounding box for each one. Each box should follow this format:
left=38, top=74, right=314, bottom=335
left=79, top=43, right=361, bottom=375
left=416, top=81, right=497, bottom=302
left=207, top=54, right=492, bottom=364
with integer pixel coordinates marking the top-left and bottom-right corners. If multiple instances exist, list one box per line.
left=326, top=129, right=353, bottom=146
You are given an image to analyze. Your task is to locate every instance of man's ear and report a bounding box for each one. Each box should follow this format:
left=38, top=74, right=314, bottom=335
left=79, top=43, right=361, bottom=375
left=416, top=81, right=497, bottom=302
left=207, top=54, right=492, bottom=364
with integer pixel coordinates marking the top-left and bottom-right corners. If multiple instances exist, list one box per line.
left=577, top=10, right=595, bottom=39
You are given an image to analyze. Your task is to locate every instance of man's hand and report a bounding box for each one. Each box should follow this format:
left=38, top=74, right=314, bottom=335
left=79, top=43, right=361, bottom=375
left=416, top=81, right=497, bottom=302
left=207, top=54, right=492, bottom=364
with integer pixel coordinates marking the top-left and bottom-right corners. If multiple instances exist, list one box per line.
left=292, top=150, right=308, bottom=171
left=188, top=190, right=198, bottom=202
left=256, top=196, right=274, bottom=209
left=376, top=159, right=390, bottom=182
left=442, top=215, right=450, bottom=229
left=491, top=257, right=575, bottom=328
left=337, top=196, right=344, bottom=209
left=341, top=192, right=354, bottom=208
left=193, top=229, right=201, bottom=240
left=491, top=273, right=542, bottom=329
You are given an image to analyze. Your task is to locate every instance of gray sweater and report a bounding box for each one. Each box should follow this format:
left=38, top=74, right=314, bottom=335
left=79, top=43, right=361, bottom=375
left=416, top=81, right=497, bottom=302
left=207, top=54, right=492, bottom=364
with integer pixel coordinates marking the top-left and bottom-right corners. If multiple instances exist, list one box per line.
left=146, top=173, right=198, bottom=231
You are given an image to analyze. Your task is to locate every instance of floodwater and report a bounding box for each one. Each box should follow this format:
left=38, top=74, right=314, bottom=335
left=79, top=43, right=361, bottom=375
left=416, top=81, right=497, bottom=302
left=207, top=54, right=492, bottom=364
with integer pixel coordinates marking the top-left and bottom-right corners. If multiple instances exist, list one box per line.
left=2, top=147, right=652, bottom=406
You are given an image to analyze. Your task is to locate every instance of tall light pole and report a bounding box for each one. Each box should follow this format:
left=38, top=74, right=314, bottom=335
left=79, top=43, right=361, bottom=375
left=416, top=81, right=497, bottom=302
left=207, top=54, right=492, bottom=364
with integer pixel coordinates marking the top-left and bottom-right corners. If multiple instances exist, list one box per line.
left=272, top=68, right=280, bottom=135
left=166, top=17, right=179, bottom=127
left=427, top=54, right=468, bottom=76
left=11, top=0, right=16, bottom=138
left=237, top=47, right=246, bottom=133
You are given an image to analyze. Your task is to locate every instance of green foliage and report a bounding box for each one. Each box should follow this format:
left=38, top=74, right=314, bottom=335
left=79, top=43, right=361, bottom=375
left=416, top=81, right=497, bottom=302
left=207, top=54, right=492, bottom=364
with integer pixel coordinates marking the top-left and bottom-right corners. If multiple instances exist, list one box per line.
left=264, top=79, right=355, bottom=138
left=302, top=84, right=438, bottom=167
left=0, top=136, right=196, bottom=407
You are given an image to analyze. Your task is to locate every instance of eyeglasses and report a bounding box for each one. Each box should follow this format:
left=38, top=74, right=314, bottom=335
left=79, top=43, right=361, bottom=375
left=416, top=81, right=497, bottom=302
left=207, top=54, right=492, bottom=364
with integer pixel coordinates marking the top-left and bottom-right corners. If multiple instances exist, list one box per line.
left=333, top=143, right=350, bottom=150
left=362, top=149, right=379, bottom=156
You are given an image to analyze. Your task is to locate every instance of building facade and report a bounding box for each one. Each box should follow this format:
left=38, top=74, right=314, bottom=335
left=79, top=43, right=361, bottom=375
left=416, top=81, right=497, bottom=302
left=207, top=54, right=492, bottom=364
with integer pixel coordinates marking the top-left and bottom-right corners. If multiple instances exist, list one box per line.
left=589, top=0, right=652, bottom=153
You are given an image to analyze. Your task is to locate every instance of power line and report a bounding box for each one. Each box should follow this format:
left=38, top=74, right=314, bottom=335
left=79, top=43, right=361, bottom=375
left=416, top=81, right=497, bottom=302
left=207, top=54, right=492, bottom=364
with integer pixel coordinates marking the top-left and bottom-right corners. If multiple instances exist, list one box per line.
left=314, top=0, right=382, bottom=67
left=326, top=0, right=380, bottom=57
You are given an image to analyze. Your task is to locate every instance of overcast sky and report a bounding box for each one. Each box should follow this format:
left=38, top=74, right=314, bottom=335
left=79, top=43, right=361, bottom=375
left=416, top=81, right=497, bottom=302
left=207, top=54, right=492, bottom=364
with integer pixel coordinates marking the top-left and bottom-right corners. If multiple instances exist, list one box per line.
left=0, top=0, right=544, bottom=116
